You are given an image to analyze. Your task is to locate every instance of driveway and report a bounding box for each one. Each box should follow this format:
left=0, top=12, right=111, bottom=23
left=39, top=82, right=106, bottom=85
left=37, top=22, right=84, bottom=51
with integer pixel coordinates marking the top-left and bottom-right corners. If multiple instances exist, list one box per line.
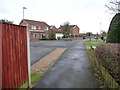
left=33, top=40, right=98, bottom=88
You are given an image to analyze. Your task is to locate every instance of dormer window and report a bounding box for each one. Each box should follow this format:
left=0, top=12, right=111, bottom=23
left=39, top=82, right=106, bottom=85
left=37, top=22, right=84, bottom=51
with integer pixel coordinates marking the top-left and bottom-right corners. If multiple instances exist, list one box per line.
left=31, top=25, right=36, bottom=29
left=44, top=26, right=48, bottom=30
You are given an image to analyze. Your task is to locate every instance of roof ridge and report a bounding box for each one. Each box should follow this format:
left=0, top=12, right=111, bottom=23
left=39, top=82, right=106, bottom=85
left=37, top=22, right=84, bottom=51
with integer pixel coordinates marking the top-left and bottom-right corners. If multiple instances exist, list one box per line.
left=23, top=19, right=44, bottom=23
left=21, top=19, right=49, bottom=26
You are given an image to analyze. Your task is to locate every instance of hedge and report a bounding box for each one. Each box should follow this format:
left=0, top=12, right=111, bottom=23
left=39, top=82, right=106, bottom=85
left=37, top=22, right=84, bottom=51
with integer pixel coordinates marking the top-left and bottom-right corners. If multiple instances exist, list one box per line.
left=94, top=44, right=120, bottom=84
left=107, top=13, right=120, bottom=43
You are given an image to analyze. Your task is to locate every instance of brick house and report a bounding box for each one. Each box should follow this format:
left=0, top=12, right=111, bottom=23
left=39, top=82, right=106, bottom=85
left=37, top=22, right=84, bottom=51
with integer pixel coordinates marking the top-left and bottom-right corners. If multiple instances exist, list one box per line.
left=20, top=19, right=49, bottom=41
left=59, top=25, right=80, bottom=37
left=49, top=25, right=63, bottom=40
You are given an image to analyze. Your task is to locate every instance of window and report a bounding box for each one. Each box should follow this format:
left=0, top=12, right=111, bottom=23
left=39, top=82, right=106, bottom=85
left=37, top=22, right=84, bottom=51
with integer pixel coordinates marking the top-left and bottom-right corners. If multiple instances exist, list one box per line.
left=33, top=33, right=39, bottom=38
left=44, top=26, right=48, bottom=30
left=38, top=26, right=41, bottom=29
left=75, top=35, right=78, bottom=37
left=31, top=25, right=37, bottom=29
left=41, top=33, right=45, bottom=38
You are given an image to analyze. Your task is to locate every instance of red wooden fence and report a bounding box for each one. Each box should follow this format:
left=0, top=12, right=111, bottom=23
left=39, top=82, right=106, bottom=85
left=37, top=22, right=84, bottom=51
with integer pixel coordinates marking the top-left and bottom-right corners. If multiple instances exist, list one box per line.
left=1, top=23, right=28, bottom=88
left=0, top=23, right=2, bottom=90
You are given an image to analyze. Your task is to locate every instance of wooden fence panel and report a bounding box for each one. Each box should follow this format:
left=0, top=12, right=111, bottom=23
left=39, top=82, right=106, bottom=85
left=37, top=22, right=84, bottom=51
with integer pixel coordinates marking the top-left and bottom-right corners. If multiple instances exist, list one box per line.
left=0, top=23, right=2, bottom=90
left=2, top=23, right=28, bottom=88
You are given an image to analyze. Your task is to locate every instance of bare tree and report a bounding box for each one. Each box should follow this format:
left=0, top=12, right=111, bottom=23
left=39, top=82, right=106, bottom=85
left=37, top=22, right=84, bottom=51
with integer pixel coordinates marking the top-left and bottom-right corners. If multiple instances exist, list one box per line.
left=105, top=0, right=120, bottom=14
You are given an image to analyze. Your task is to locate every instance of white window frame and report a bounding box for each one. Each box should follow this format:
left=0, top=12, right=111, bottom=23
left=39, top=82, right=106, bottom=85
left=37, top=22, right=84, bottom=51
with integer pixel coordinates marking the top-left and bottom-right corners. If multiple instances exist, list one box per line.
left=33, top=33, right=39, bottom=38
left=31, top=25, right=37, bottom=29
left=44, top=26, right=48, bottom=30
left=41, top=33, right=45, bottom=38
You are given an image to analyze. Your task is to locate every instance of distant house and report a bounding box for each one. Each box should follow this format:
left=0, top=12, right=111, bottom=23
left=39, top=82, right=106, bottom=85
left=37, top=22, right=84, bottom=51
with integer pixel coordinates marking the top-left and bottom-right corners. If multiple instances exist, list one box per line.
left=59, top=25, right=80, bottom=37
left=20, top=19, right=49, bottom=41
left=49, top=25, right=63, bottom=40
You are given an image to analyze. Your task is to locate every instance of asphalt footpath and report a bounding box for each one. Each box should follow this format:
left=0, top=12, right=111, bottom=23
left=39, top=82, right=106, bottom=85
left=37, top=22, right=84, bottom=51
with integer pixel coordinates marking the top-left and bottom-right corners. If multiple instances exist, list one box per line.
left=33, top=40, right=98, bottom=88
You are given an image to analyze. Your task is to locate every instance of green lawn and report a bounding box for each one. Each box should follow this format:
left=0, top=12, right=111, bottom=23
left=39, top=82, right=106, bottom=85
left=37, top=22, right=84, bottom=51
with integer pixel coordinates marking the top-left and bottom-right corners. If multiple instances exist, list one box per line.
left=85, top=40, right=105, bottom=46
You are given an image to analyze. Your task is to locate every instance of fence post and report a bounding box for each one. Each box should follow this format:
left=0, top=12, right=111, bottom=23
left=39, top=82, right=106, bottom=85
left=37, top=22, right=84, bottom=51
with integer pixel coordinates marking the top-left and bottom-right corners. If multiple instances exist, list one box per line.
left=22, top=20, right=31, bottom=88
left=26, top=24, right=31, bottom=88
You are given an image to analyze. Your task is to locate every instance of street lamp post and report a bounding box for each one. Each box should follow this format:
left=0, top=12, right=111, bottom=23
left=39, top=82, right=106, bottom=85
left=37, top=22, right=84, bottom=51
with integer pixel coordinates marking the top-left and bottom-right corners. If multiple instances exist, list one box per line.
left=100, top=22, right=102, bottom=34
left=23, top=7, right=27, bottom=19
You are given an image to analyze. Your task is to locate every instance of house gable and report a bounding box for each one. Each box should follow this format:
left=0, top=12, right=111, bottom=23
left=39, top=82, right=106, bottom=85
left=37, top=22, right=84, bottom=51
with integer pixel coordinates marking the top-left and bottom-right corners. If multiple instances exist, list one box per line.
left=59, top=25, right=80, bottom=35
left=20, top=19, right=49, bottom=30
left=50, top=25, right=62, bottom=33
left=19, top=19, right=50, bottom=41
left=71, top=25, right=80, bottom=35
left=19, top=20, right=28, bottom=26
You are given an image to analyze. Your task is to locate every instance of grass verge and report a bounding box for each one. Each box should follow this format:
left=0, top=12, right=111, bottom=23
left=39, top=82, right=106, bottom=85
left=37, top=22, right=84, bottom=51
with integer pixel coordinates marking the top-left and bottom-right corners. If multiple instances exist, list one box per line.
left=85, top=39, right=105, bottom=46
left=85, top=40, right=105, bottom=88
left=87, top=49, right=106, bottom=88
left=19, top=72, right=44, bottom=88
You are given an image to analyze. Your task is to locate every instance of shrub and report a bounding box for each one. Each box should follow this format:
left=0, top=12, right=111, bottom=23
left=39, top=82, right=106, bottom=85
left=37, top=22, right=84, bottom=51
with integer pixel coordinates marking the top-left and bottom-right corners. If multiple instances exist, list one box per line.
left=41, top=38, right=50, bottom=40
left=48, top=32, right=56, bottom=40
left=95, top=44, right=120, bottom=84
left=107, top=13, right=120, bottom=43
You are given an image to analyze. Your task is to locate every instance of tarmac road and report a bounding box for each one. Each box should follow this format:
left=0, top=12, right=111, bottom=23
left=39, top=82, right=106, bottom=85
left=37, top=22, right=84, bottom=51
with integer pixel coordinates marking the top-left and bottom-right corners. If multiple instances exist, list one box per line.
left=33, top=40, right=98, bottom=88
left=30, top=40, right=78, bottom=65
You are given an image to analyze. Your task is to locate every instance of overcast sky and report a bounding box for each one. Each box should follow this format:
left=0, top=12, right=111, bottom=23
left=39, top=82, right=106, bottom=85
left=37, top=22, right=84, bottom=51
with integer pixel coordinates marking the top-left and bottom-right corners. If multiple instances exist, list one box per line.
left=0, top=0, right=115, bottom=34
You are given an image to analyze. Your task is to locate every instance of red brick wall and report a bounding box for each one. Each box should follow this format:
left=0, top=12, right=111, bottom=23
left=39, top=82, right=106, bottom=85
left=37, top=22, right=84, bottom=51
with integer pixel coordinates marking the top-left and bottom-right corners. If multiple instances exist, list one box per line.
left=20, top=21, right=40, bottom=41
left=20, top=21, right=27, bottom=26
left=71, top=26, right=79, bottom=35
left=70, top=37, right=83, bottom=40
left=44, top=30, right=49, bottom=38
left=30, top=32, right=41, bottom=41
left=20, top=21, right=50, bottom=41
left=64, top=37, right=83, bottom=40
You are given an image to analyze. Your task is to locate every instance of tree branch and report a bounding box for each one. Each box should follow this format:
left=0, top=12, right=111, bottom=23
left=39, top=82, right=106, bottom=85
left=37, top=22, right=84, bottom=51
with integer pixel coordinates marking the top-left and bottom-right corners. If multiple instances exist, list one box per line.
left=105, top=0, right=120, bottom=13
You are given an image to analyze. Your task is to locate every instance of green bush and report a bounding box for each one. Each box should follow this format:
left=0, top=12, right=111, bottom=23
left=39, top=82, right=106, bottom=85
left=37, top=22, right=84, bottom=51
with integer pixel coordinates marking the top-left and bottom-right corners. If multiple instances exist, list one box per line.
left=41, top=38, right=50, bottom=40
left=107, top=13, right=120, bottom=43
left=48, top=33, right=56, bottom=40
